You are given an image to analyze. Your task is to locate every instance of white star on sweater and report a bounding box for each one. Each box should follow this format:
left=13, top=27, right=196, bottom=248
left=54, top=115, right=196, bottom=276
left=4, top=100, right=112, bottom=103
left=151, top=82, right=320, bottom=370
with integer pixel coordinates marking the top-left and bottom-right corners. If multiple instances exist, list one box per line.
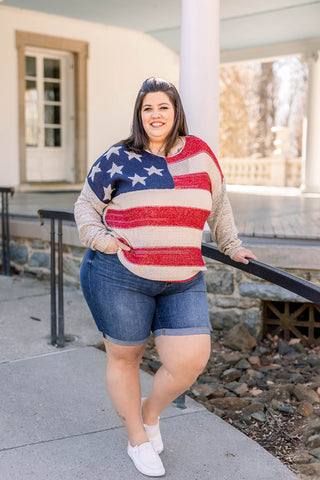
left=144, top=166, right=163, bottom=176
left=89, top=163, right=101, bottom=182
left=125, top=151, right=142, bottom=162
left=107, top=162, right=124, bottom=178
left=103, top=184, right=114, bottom=201
left=128, top=173, right=147, bottom=187
left=104, top=146, right=122, bottom=160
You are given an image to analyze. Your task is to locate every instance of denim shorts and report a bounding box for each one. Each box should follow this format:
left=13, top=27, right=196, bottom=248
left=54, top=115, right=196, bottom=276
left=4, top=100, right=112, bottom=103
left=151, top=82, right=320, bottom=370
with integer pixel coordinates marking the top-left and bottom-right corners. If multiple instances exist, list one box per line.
left=80, top=249, right=211, bottom=346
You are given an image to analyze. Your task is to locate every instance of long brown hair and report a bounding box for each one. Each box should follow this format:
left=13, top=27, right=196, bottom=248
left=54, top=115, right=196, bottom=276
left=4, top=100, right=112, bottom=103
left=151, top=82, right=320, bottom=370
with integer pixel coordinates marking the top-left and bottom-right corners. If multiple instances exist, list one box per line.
left=119, top=77, right=189, bottom=156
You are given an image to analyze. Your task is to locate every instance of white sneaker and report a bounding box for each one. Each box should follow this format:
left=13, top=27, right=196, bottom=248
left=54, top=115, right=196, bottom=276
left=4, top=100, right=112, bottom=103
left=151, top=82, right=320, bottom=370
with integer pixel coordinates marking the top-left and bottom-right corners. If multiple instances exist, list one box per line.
left=127, top=441, right=165, bottom=477
left=141, top=398, right=164, bottom=454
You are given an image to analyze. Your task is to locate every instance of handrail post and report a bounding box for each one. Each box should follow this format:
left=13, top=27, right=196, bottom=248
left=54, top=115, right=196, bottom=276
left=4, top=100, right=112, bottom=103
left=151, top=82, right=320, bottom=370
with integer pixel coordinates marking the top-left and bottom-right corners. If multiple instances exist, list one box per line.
left=57, top=219, right=65, bottom=347
left=50, top=218, right=57, bottom=345
left=1, top=187, right=14, bottom=276
left=38, top=209, right=75, bottom=348
left=173, top=393, right=186, bottom=409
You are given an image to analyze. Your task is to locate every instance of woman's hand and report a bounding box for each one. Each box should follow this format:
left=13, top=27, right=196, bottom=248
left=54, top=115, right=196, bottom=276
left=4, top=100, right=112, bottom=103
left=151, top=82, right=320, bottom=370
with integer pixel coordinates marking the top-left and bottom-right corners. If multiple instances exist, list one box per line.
left=104, top=237, right=131, bottom=254
left=231, top=248, right=257, bottom=265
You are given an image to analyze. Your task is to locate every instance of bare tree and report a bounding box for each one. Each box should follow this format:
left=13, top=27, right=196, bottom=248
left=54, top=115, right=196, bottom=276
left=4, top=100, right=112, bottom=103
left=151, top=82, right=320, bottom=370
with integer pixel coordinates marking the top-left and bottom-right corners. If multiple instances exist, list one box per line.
left=254, top=62, right=276, bottom=157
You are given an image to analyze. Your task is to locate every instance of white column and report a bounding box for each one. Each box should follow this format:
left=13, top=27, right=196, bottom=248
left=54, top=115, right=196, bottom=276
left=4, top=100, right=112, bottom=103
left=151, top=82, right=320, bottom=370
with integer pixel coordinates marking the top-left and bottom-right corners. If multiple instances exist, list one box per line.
left=301, top=51, right=320, bottom=193
left=179, top=0, right=220, bottom=153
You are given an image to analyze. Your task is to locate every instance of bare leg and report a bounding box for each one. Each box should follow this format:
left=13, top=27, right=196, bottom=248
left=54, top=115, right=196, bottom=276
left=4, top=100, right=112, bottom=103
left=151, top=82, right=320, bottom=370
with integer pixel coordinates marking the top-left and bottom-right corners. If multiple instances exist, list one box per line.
left=142, top=334, right=211, bottom=425
left=103, top=338, right=149, bottom=446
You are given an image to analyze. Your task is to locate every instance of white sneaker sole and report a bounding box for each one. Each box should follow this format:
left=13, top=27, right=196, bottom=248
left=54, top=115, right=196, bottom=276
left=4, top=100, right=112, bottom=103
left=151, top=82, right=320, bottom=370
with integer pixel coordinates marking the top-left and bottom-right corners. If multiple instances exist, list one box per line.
left=127, top=442, right=165, bottom=477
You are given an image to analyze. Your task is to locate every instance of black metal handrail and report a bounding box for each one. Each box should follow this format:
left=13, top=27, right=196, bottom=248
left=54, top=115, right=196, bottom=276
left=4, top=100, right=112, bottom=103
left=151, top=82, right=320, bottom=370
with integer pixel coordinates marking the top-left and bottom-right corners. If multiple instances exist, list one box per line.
left=1, top=187, right=14, bottom=276
left=201, top=243, right=320, bottom=306
left=38, top=209, right=75, bottom=347
left=38, top=209, right=320, bottom=348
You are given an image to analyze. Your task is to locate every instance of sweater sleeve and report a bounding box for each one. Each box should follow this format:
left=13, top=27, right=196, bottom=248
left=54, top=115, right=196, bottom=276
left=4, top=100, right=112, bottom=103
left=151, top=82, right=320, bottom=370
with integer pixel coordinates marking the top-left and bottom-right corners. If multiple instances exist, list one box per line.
left=74, top=147, right=121, bottom=252
left=74, top=179, right=112, bottom=252
left=207, top=179, right=242, bottom=258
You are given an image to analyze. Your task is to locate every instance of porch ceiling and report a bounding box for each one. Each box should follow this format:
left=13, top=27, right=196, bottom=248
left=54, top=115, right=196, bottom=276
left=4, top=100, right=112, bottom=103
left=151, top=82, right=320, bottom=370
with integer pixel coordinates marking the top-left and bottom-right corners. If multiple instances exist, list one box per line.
left=2, top=0, right=320, bottom=52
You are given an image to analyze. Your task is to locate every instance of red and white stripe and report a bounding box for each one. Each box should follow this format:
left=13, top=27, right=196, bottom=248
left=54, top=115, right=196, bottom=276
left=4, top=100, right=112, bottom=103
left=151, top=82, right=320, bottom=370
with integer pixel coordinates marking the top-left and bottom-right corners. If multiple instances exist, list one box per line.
left=103, top=137, right=223, bottom=281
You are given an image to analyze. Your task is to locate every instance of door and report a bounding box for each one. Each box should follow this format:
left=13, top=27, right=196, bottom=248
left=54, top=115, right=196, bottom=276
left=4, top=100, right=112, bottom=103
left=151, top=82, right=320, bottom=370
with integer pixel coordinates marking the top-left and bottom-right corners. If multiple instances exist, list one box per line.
left=24, top=48, right=75, bottom=182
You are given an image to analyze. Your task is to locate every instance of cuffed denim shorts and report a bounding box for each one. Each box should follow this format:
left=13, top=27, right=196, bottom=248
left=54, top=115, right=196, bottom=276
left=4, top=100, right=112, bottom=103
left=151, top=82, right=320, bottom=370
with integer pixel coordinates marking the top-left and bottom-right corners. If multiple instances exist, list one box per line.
left=80, top=249, right=211, bottom=346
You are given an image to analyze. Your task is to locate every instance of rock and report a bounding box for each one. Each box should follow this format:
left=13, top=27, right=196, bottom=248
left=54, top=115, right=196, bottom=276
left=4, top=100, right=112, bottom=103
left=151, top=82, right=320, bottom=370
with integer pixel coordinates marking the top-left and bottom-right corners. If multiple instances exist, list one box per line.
left=242, top=402, right=265, bottom=416
left=276, top=405, right=297, bottom=415
left=294, top=452, right=313, bottom=464
left=224, top=381, right=241, bottom=393
left=254, top=345, right=271, bottom=355
left=304, top=418, right=320, bottom=437
left=234, top=358, right=251, bottom=370
left=209, top=397, right=250, bottom=411
left=242, top=369, right=259, bottom=383
left=293, top=384, right=320, bottom=405
left=308, top=433, right=320, bottom=448
left=204, top=266, right=234, bottom=295
left=278, top=341, right=296, bottom=356
left=291, top=342, right=307, bottom=354
left=198, top=375, right=220, bottom=384
left=309, top=446, right=320, bottom=460
left=298, top=401, right=314, bottom=417
left=209, top=309, right=241, bottom=331
left=191, top=384, right=216, bottom=397
left=275, top=370, right=292, bottom=380
left=251, top=411, right=266, bottom=422
left=220, top=351, right=244, bottom=365
left=10, top=243, right=28, bottom=264
left=234, top=383, right=248, bottom=397
left=225, top=391, right=237, bottom=398
left=242, top=309, right=262, bottom=340
left=271, top=383, right=294, bottom=395
left=297, top=463, right=320, bottom=476
left=308, top=357, right=320, bottom=367
left=238, top=282, right=308, bottom=302
left=222, top=368, right=242, bottom=382
left=29, top=252, right=51, bottom=268
left=211, top=407, right=225, bottom=418
left=284, top=352, right=303, bottom=362
left=147, top=360, right=161, bottom=372
left=249, top=387, right=263, bottom=397
left=208, top=385, right=228, bottom=398
left=63, top=257, right=81, bottom=277
left=248, top=355, right=261, bottom=367
left=222, top=323, right=257, bottom=353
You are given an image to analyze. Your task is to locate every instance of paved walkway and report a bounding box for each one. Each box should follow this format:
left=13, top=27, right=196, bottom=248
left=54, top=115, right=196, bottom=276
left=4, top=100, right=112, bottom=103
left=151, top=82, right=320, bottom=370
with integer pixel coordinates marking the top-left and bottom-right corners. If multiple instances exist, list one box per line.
left=0, top=275, right=299, bottom=479
left=8, top=185, right=320, bottom=241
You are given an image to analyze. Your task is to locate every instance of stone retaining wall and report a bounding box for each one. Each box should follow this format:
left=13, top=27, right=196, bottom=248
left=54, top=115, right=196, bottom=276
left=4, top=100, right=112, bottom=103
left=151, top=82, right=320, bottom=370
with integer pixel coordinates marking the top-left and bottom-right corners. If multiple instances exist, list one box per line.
left=6, top=236, right=320, bottom=342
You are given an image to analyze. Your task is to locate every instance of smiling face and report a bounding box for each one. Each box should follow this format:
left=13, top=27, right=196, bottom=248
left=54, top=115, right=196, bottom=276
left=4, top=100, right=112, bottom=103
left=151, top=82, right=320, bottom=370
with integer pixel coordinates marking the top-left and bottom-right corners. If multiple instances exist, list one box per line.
left=141, top=91, right=175, bottom=149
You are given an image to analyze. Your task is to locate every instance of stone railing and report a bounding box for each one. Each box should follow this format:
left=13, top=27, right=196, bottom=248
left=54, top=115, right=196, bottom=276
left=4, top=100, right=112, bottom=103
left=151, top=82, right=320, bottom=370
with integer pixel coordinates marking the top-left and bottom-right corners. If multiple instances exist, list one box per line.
left=219, top=156, right=301, bottom=187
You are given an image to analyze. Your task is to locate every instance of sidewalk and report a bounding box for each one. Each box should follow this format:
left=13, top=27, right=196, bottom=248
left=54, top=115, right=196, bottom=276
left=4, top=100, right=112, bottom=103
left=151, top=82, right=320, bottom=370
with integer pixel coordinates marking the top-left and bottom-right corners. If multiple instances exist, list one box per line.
left=0, top=275, right=299, bottom=479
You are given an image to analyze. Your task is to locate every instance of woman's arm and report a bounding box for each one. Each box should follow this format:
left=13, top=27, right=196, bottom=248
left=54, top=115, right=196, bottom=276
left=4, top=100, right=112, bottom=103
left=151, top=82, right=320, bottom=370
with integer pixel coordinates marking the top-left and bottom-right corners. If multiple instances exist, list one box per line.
left=74, top=179, right=112, bottom=252
left=74, top=180, right=130, bottom=254
left=207, top=180, right=257, bottom=264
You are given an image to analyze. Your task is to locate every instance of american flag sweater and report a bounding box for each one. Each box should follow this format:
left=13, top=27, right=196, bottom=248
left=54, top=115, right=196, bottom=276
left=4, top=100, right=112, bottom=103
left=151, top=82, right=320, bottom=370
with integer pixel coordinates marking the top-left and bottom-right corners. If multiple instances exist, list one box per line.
left=74, top=136, right=242, bottom=281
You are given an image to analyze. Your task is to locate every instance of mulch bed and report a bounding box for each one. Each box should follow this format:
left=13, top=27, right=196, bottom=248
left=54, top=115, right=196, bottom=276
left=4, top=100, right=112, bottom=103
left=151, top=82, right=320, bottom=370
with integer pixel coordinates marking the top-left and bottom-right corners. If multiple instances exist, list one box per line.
left=140, top=331, right=320, bottom=479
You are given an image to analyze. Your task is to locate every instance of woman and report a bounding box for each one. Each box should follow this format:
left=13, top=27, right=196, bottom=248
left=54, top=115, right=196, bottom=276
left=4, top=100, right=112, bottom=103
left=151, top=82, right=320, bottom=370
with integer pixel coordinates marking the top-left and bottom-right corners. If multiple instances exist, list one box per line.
left=74, top=77, right=256, bottom=477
